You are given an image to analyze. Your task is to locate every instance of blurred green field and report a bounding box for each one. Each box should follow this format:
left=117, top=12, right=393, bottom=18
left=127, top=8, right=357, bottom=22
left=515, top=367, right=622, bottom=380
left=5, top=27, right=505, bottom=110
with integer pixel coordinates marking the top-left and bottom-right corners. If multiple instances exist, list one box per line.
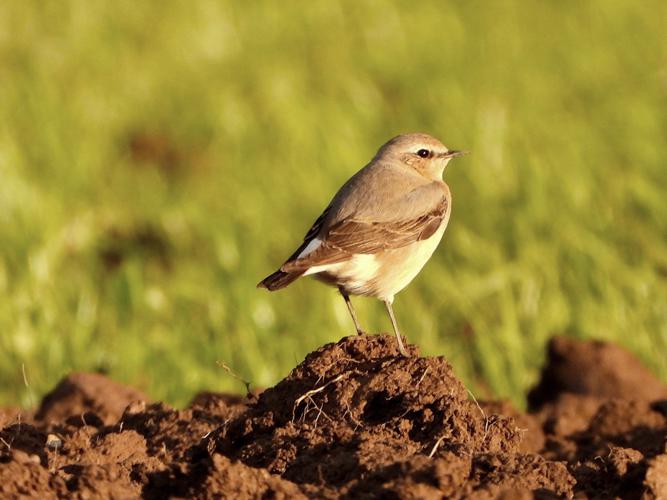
left=1, top=1, right=666, bottom=408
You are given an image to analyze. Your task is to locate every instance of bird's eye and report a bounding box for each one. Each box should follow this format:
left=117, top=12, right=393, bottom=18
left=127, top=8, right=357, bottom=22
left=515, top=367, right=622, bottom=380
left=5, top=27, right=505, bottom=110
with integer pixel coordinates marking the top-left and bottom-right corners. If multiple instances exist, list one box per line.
left=417, top=149, right=430, bottom=158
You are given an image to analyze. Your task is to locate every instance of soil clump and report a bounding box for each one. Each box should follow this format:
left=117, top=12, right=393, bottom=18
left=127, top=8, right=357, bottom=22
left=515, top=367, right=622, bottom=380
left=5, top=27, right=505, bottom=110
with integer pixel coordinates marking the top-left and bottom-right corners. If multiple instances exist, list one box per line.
left=1, top=334, right=665, bottom=498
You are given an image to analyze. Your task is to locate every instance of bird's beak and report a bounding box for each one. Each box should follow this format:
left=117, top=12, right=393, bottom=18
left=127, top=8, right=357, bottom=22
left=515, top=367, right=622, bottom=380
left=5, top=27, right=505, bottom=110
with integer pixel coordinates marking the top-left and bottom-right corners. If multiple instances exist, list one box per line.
left=443, top=150, right=468, bottom=159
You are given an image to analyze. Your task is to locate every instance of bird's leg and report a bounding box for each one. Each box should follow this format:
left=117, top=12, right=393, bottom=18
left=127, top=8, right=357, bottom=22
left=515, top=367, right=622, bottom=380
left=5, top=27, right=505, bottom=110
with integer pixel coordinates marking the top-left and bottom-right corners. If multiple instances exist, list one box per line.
left=339, top=287, right=365, bottom=335
left=383, top=299, right=409, bottom=357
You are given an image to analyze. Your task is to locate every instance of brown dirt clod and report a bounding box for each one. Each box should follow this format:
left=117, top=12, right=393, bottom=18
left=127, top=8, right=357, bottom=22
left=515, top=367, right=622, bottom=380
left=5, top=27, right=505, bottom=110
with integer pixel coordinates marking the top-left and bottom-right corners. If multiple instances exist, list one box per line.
left=35, top=372, right=149, bottom=426
left=528, top=336, right=667, bottom=409
left=1, top=333, right=666, bottom=498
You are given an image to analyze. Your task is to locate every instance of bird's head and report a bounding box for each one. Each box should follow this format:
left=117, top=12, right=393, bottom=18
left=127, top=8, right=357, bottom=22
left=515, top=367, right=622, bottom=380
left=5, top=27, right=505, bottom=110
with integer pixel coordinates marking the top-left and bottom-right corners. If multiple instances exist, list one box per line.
left=375, top=133, right=467, bottom=180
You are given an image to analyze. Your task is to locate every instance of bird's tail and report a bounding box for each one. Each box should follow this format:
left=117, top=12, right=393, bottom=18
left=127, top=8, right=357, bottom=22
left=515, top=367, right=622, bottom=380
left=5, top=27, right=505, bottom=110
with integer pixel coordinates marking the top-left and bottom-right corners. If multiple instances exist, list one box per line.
left=257, top=269, right=304, bottom=291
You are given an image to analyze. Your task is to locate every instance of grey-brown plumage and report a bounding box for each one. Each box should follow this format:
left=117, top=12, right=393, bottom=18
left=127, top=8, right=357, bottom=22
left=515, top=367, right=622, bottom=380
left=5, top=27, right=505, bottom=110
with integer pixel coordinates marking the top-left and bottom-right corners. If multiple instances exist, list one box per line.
left=259, top=133, right=466, bottom=355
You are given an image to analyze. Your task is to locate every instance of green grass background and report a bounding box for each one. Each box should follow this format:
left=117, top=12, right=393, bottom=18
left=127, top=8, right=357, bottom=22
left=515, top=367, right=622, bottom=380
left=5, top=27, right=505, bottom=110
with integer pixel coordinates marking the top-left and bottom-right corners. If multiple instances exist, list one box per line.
left=1, top=1, right=666, bottom=408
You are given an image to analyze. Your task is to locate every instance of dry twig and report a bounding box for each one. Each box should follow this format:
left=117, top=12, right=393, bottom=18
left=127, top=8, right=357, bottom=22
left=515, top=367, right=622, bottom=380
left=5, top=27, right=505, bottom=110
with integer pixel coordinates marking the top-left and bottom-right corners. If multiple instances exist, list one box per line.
left=428, top=435, right=446, bottom=458
left=217, top=361, right=252, bottom=397
left=416, top=366, right=430, bottom=387
left=292, top=372, right=348, bottom=423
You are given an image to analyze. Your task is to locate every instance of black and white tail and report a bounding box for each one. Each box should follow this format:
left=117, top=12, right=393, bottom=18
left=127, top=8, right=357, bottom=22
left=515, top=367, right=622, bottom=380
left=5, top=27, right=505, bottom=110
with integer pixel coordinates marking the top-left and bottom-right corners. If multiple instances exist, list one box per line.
left=257, top=269, right=304, bottom=291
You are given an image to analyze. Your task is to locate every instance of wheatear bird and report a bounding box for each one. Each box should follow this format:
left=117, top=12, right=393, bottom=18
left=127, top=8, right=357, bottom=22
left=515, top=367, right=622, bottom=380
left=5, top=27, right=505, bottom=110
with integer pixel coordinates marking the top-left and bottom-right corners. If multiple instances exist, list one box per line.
left=258, top=133, right=466, bottom=356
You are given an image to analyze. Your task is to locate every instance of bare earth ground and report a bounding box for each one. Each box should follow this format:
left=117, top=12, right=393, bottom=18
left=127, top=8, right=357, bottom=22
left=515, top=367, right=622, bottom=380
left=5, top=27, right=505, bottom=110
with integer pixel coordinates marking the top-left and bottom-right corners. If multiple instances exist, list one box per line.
left=1, top=335, right=666, bottom=499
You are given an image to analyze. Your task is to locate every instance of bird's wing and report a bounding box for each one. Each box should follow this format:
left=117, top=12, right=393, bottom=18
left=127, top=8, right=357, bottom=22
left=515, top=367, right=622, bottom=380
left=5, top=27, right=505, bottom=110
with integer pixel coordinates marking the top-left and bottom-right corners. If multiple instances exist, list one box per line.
left=328, top=196, right=447, bottom=252
left=280, top=205, right=350, bottom=266
left=281, top=191, right=448, bottom=273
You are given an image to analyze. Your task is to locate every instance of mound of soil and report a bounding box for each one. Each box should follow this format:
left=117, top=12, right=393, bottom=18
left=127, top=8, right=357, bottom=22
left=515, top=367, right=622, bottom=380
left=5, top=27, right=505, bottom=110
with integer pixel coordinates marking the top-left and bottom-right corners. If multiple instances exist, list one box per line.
left=1, top=334, right=666, bottom=498
left=528, top=336, right=667, bottom=408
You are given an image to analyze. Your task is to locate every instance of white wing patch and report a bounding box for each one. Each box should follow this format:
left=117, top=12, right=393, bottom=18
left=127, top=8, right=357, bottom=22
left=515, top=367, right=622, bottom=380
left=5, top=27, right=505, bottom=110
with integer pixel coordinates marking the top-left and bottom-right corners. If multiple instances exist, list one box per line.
left=304, top=253, right=380, bottom=284
left=297, top=237, right=322, bottom=259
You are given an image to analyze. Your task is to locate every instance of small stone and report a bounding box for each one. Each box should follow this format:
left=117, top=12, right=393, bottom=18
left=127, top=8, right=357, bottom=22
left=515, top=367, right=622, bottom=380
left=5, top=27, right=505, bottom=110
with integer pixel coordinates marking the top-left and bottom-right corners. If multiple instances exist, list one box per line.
left=46, top=433, right=63, bottom=450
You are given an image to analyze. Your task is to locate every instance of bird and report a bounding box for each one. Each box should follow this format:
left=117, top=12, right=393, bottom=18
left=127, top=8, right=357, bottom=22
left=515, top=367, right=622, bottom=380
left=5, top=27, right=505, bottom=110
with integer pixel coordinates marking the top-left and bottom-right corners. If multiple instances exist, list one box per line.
left=258, top=133, right=466, bottom=356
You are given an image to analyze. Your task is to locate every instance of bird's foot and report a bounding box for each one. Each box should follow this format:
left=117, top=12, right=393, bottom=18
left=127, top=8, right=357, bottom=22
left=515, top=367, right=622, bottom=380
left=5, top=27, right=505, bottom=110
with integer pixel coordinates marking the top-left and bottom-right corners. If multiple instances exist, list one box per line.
left=394, top=334, right=410, bottom=357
